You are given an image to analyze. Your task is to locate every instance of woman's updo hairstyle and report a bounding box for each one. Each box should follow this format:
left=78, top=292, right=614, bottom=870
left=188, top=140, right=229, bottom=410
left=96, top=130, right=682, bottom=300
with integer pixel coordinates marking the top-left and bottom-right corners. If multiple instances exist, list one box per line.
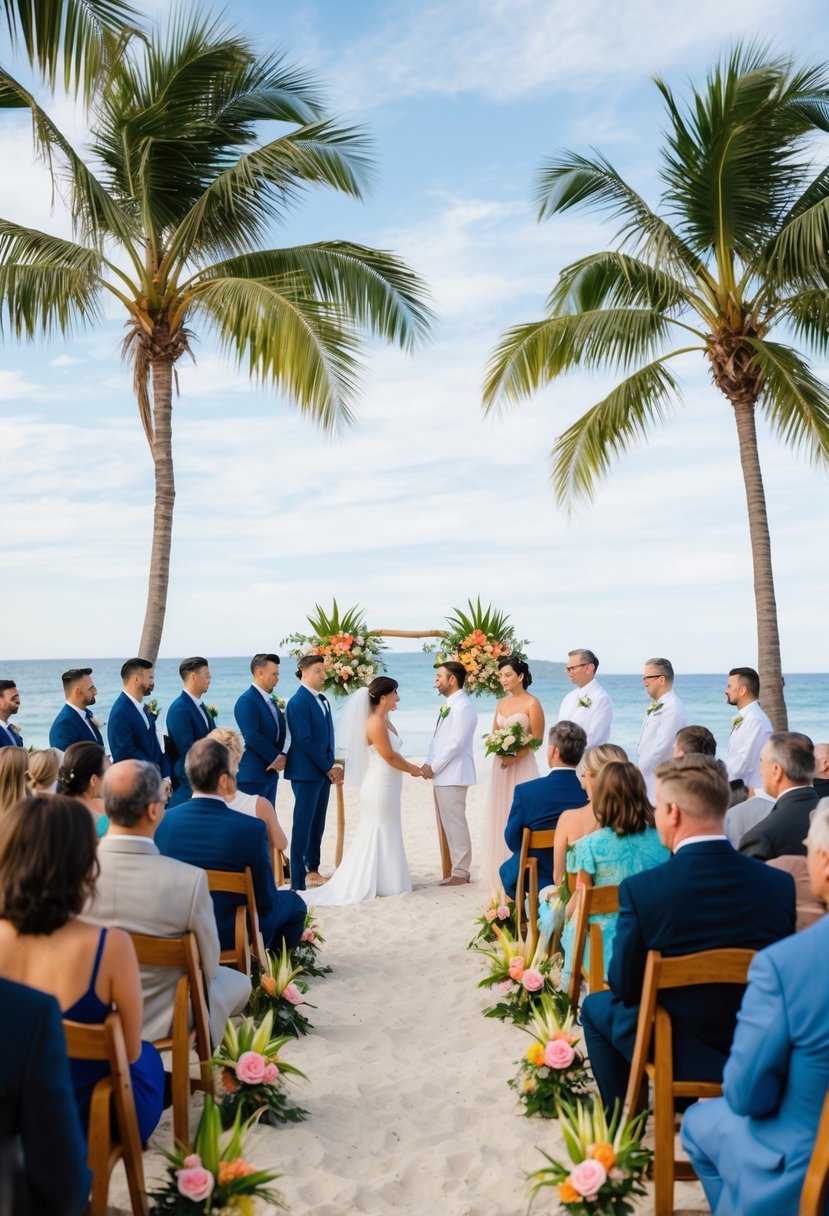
left=57, top=741, right=107, bottom=796
left=368, top=676, right=399, bottom=704
left=497, top=655, right=532, bottom=689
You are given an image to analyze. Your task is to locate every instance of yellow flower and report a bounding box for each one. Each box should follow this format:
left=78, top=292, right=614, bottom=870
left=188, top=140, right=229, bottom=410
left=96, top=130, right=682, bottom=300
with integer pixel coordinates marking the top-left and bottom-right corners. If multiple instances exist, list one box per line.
left=525, top=1042, right=545, bottom=1066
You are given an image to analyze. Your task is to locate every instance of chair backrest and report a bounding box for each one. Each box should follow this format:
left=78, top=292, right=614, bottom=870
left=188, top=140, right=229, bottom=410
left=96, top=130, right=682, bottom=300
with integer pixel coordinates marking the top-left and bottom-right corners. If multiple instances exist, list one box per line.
left=206, top=867, right=266, bottom=966
left=800, top=1086, right=829, bottom=1216
left=566, top=880, right=620, bottom=1008
left=129, top=931, right=211, bottom=1062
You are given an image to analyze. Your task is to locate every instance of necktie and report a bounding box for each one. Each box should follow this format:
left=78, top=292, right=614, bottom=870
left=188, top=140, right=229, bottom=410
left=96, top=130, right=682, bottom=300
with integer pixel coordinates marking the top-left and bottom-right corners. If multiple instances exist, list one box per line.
left=84, top=708, right=98, bottom=738
left=143, top=706, right=154, bottom=730
left=319, top=694, right=329, bottom=715
left=198, top=702, right=211, bottom=728
left=266, top=698, right=280, bottom=726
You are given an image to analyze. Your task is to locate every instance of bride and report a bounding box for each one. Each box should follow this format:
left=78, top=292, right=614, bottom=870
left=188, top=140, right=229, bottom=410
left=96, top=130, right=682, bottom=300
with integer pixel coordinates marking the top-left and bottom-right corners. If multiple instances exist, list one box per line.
left=303, top=676, right=424, bottom=907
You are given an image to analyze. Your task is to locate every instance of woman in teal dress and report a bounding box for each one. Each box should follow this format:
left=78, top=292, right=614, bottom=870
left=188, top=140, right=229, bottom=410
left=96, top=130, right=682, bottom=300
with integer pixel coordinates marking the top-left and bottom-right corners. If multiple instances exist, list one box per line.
left=560, top=761, right=670, bottom=984
left=58, top=741, right=111, bottom=838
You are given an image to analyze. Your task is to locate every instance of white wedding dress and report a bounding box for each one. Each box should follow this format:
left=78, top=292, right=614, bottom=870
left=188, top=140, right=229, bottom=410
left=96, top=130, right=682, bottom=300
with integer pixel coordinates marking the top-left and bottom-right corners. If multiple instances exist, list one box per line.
left=303, top=732, right=412, bottom=907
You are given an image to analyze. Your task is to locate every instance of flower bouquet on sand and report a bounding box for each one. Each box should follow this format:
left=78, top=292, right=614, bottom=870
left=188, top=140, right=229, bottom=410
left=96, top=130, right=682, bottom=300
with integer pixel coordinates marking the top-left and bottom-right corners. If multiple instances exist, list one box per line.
left=474, top=925, right=568, bottom=1024
left=482, top=720, right=542, bottom=758
left=468, top=892, right=517, bottom=949
left=433, top=598, right=529, bottom=696
left=509, top=997, right=591, bottom=1117
left=282, top=600, right=386, bottom=696
left=290, top=909, right=332, bottom=978
left=151, top=1094, right=283, bottom=1212
left=529, top=1099, right=651, bottom=1214
left=213, top=1010, right=307, bottom=1126
left=248, top=943, right=314, bottom=1037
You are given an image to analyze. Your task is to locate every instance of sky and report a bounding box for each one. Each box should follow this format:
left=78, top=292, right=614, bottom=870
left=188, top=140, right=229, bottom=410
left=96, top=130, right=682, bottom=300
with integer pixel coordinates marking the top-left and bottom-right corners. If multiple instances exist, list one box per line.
left=1, top=0, right=829, bottom=671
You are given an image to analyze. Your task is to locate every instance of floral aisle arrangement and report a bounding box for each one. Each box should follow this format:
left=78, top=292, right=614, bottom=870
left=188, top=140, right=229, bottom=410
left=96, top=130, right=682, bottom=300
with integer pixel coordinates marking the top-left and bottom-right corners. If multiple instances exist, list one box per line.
left=467, top=892, right=517, bottom=948
left=482, top=720, right=543, bottom=758
left=248, top=943, right=314, bottom=1037
left=151, top=1095, right=283, bottom=1212
left=529, top=1099, right=651, bottom=1214
left=508, top=996, right=591, bottom=1117
left=282, top=600, right=386, bottom=696
left=433, top=598, right=529, bottom=696
left=474, top=925, right=568, bottom=1024
left=213, top=1011, right=307, bottom=1126
left=291, top=908, right=332, bottom=978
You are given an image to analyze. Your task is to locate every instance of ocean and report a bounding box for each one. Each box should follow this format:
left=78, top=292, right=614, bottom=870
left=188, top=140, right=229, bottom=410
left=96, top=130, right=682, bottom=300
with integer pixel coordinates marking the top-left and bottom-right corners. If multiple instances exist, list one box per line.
left=5, top=653, right=829, bottom=762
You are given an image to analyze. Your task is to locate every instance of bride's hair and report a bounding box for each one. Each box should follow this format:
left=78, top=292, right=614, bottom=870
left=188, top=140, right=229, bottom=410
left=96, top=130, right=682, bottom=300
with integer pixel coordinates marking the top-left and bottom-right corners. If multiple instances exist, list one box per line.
left=368, top=676, right=398, bottom=706
left=497, top=655, right=532, bottom=689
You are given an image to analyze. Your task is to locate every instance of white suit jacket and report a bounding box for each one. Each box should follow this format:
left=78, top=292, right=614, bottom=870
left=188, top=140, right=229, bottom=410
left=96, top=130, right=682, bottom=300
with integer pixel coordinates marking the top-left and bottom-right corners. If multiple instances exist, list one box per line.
left=637, top=688, right=688, bottom=799
left=425, top=689, right=477, bottom=787
left=558, top=678, right=614, bottom=747
left=84, top=834, right=249, bottom=1045
left=725, top=699, right=772, bottom=789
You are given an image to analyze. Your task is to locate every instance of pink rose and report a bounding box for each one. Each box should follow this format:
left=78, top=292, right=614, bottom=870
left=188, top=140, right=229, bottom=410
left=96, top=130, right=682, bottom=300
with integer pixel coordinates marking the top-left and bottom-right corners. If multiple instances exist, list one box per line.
left=569, top=1158, right=607, bottom=1197
left=301, top=929, right=316, bottom=943
left=521, top=968, right=544, bottom=991
left=508, top=956, right=525, bottom=980
left=235, top=1051, right=267, bottom=1084
left=497, top=905, right=510, bottom=920
left=282, top=983, right=303, bottom=1005
left=183, top=1154, right=201, bottom=1168
left=176, top=1165, right=214, bottom=1203
left=263, top=1062, right=280, bottom=1084
left=544, top=1039, right=576, bottom=1069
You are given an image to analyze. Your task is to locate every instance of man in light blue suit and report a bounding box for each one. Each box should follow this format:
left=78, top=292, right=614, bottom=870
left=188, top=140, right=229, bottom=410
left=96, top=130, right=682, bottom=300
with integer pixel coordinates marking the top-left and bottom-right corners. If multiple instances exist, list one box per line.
left=681, top=798, right=829, bottom=1216
left=285, top=655, right=341, bottom=890
left=0, top=680, right=23, bottom=749
left=166, top=657, right=214, bottom=806
left=107, top=658, right=171, bottom=791
left=49, top=667, right=104, bottom=750
left=233, top=653, right=286, bottom=806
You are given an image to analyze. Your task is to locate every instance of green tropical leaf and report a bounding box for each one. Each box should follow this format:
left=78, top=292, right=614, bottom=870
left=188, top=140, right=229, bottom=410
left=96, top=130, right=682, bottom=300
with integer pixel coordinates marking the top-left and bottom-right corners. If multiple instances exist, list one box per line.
left=747, top=338, right=829, bottom=461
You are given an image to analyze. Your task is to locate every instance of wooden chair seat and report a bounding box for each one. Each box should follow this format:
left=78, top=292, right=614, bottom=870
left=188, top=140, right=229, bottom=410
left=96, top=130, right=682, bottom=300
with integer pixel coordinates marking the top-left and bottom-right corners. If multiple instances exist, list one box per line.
left=566, top=878, right=619, bottom=1010
left=206, top=867, right=266, bottom=975
left=515, top=828, right=555, bottom=952
left=801, top=1086, right=829, bottom=1216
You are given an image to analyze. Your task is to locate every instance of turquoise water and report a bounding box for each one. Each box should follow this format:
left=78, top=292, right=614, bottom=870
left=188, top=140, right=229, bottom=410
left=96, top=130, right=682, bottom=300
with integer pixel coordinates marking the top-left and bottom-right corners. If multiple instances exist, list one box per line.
left=4, top=653, right=828, bottom=758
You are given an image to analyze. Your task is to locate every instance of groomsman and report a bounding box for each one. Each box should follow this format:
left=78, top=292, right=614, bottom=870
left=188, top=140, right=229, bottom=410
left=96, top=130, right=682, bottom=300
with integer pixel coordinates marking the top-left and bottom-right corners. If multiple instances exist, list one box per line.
left=49, top=667, right=104, bottom=750
left=423, top=661, right=478, bottom=886
left=107, top=658, right=171, bottom=792
left=558, top=649, right=613, bottom=747
left=234, top=653, right=287, bottom=806
left=166, top=657, right=215, bottom=807
left=637, top=657, right=687, bottom=799
left=0, top=679, right=23, bottom=748
left=724, top=666, right=772, bottom=790
left=285, top=655, right=340, bottom=890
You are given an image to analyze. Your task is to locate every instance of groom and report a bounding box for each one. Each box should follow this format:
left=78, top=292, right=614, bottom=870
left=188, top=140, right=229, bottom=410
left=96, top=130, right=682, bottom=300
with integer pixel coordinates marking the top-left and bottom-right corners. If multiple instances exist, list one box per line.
left=423, top=661, right=477, bottom=886
left=285, top=655, right=342, bottom=890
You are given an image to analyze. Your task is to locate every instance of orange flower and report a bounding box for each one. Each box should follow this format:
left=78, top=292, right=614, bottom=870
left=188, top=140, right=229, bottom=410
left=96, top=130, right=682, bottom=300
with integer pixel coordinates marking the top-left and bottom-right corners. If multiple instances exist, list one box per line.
left=558, top=1179, right=580, bottom=1203
left=590, top=1142, right=616, bottom=1170
left=218, top=1158, right=256, bottom=1184
left=261, top=976, right=277, bottom=996
left=525, top=1042, right=545, bottom=1066
left=221, top=1067, right=240, bottom=1094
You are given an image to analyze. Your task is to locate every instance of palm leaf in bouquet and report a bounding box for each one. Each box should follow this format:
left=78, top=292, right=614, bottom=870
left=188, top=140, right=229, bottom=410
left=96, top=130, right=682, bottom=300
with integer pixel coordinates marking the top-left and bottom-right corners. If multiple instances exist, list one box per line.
left=213, top=1010, right=308, bottom=1127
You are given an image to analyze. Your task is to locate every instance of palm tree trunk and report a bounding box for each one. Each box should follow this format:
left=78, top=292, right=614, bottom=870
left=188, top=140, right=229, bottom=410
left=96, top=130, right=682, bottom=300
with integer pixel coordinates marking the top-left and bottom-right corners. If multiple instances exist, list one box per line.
left=731, top=400, right=788, bottom=729
left=137, top=357, right=175, bottom=663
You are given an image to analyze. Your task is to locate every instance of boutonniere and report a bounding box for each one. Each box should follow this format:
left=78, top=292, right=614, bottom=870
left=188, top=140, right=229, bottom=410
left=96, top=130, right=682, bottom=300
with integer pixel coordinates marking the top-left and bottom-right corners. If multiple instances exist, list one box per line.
left=206, top=704, right=219, bottom=720
left=577, top=695, right=592, bottom=709
left=145, top=699, right=160, bottom=717
left=646, top=701, right=663, bottom=715
left=91, top=716, right=104, bottom=729
left=8, top=722, right=21, bottom=735
left=272, top=696, right=286, bottom=712
left=731, top=714, right=743, bottom=729
left=439, top=704, right=451, bottom=720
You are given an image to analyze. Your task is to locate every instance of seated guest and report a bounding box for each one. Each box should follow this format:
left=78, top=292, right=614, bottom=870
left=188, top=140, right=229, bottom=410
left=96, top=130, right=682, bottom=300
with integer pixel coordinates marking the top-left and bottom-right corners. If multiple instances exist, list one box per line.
left=57, top=743, right=110, bottom=838
left=580, top=755, right=796, bottom=1110
left=84, top=760, right=249, bottom=1046
left=0, top=749, right=27, bottom=818
left=728, top=779, right=749, bottom=807
left=26, top=749, right=60, bottom=795
left=155, top=738, right=305, bottom=953
left=739, top=732, right=818, bottom=860
left=724, top=786, right=774, bottom=847
left=682, top=800, right=829, bottom=1215
left=107, top=658, right=170, bottom=792
left=233, top=653, right=287, bottom=806
left=552, top=743, right=628, bottom=887
left=812, top=742, right=829, bottom=799
left=560, top=762, right=670, bottom=982
left=0, top=796, right=164, bottom=1144
left=165, top=657, right=214, bottom=807
left=673, top=724, right=717, bottom=758
left=0, top=977, right=91, bottom=1215
left=499, top=721, right=588, bottom=900
left=48, top=668, right=104, bottom=751
left=208, top=727, right=289, bottom=857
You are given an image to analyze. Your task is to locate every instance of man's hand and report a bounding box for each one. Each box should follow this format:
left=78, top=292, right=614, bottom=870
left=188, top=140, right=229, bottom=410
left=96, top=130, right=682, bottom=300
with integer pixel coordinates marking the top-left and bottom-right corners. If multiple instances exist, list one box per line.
left=267, top=755, right=287, bottom=773
left=162, top=777, right=172, bottom=801
left=327, top=766, right=344, bottom=785
left=421, top=763, right=434, bottom=780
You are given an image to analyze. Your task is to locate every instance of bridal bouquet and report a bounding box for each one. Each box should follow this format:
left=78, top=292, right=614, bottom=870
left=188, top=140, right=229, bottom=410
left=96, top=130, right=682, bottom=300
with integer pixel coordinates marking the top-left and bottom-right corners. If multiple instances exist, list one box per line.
left=151, top=1096, right=283, bottom=1213
left=474, top=925, right=568, bottom=1025
left=282, top=600, right=386, bottom=696
left=482, top=721, right=542, bottom=758
left=468, top=892, right=517, bottom=948
left=529, top=1099, right=651, bottom=1214
left=248, top=943, right=315, bottom=1036
left=213, top=1010, right=307, bottom=1127
left=509, top=997, right=591, bottom=1117
left=291, top=908, right=332, bottom=978
left=433, top=598, right=529, bottom=696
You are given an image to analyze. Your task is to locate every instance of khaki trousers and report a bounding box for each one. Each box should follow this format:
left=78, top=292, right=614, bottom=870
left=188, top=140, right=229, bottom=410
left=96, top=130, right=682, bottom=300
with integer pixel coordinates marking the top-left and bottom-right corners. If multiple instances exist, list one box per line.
left=433, top=785, right=472, bottom=879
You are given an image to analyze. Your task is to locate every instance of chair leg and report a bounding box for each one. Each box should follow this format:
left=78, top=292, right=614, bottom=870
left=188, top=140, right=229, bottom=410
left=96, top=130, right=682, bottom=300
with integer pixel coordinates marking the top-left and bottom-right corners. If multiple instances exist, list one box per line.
left=652, top=1068, right=676, bottom=1216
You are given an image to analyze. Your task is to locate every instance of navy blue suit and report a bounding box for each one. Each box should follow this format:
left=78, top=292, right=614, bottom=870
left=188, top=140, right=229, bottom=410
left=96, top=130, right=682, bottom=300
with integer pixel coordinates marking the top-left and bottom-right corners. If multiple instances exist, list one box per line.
left=165, top=692, right=213, bottom=806
left=233, top=686, right=286, bottom=805
left=48, top=704, right=103, bottom=751
left=499, top=768, right=588, bottom=897
left=154, top=795, right=305, bottom=952
left=0, top=721, right=23, bottom=749
left=0, top=978, right=90, bottom=1215
left=107, top=692, right=170, bottom=779
left=581, top=839, right=796, bottom=1108
left=285, top=686, right=335, bottom=890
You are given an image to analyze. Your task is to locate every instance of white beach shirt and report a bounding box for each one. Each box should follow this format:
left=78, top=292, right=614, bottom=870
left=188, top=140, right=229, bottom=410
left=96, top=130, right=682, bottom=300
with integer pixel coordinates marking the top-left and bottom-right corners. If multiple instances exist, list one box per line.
left=425, top=689, right=478, bottom=787
left=637, top=688, right=688, bottom=800
left=558, top=678, right=614, bottom=747
left=725, top=699, right=772, bottom=790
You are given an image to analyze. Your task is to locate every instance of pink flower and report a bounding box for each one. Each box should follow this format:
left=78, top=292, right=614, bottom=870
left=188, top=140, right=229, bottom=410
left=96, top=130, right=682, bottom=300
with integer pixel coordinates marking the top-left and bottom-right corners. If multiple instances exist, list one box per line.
left=301, top=929, right=316, bottom=943
left=183, top=1154, right=201, bottom=1169
left=485, top=909, right=497, bottom=923
left=569, top=1158, right=607, bottom=1197
left=508, top=956, right=525, bottom=980
left=282, top=983, right=303, bottom=1006
left=521, top=968, right=544, bottom=992
left=263, top=1062, right=280, bottom=1084
left=497, top=905, right=510, bottom=920
left=176, top=1165, right=214, bottom=1203
left=544, top=1039, right=576, bottom=1069
left=497, top=979, right=514, bottom=994
left=235, top=1051, right=267, bottom=1085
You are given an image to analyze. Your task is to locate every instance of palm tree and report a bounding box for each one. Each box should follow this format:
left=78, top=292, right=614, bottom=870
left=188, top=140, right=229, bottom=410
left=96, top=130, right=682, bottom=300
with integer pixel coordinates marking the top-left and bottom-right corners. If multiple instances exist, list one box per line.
left=0, top=10, right=432, bottom=662
left=484, top=45, right=829, bottom=728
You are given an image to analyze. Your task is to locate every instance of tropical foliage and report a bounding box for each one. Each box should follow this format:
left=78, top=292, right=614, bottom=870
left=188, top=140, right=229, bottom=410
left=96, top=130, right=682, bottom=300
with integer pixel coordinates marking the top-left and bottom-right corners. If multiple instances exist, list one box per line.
left=282, top=600, right=387, bottom=696
left=435, top=598, right=528, bottom=696
left=474, top=924, right=568, bottom=1024
left=248, top=942, right=314, bottom=1037
left=291, top=908, right=333, bottom=977
left=509, top=997, right=590, bottom=1118
left=212, top=1010, right=307, bottom=1127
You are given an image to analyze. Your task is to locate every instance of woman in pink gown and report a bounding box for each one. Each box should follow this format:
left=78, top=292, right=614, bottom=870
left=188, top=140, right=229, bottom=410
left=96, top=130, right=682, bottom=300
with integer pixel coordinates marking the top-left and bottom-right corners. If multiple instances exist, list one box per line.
left=481, top=657, right=545, bottom=893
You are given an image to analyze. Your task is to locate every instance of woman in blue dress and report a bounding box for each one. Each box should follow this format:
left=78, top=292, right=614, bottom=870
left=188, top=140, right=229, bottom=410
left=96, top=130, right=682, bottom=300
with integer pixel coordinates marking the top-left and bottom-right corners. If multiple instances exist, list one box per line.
left=0, top=794, right=164, bottom=1143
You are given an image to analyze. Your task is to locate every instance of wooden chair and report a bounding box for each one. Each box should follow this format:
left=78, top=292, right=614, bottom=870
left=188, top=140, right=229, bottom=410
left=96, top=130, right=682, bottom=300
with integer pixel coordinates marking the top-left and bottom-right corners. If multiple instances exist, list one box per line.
left=566, top=879, right=619, bottom=1010
left=801, top=1086, right=829, bottom=1216
left=513, top=828, right=556, bottom=952
left=63, top=1012, right=149, bottom=1216
left=623, top=948, right=756, bottom=1216
left=272, top=848, right=288, bottom=887
left=129, top=931, right=213, bottom=1145
left=205, top=867, right=266, bottom=975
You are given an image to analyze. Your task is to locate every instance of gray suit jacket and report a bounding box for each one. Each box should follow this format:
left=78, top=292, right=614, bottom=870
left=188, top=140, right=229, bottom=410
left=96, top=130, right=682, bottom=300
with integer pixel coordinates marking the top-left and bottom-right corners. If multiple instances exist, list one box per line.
left=83, top=835, right=249, bottom=1045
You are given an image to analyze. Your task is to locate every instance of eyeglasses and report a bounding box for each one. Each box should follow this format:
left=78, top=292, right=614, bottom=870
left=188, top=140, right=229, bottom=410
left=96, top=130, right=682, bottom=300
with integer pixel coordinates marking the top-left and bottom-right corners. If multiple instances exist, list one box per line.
left=642, top=675, right=663, bottom=682
left=565, top=663, right=589, bottom=673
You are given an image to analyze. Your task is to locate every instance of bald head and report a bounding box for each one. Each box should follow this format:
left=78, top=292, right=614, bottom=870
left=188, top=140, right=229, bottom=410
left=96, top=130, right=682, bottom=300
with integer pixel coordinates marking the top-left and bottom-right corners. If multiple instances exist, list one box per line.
left=814, top=743, right=829, bottom=782
left=103, top=759, right=164, bottom=831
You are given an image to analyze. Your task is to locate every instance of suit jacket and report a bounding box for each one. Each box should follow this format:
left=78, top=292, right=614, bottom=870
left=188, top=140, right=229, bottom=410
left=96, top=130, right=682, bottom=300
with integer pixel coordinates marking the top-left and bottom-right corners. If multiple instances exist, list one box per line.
left=284, top=686, right=334, bottom=783
left=0, top=722, right=23, bottom=749
left=499, top=768, right=588, bottom=897
left=165, top=692, right=213, bottom=805
left=234, top=686, right=286, bottom=791
left=155, top=795, right=279, bottom=950
left=424, top=689, right=478, bottom=786
left=0, top=978, right=90, bottom=1215
left=107, top=691, right=170, bottom=778
left=739, top=785, right=820, bottom=860
left=83, top=835, right=250, bottom=1046
left=48, top=703, right=103, bottom=751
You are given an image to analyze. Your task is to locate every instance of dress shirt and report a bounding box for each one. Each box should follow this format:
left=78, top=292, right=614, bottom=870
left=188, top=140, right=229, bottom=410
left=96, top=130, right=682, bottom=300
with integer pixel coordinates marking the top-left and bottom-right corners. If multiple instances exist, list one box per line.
left=185, top=689, right=211, bottom=729
left=68, top=702, right=100, bottom=738
left=302, top=685, right=329, bottom=716
left=674, top=834, right=728, bottom=852
left=124, top=691, right=151, bottom=727
left=725, top=699, right=772, bottom=789
left=637, top=688, right=688, bottom=800
left=558, top=678, right=614, bottom=747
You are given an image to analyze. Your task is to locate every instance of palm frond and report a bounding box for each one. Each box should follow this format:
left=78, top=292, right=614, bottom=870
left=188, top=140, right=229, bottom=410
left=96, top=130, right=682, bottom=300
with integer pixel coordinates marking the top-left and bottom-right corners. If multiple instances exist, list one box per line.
left=547, top=250, right=702, bottom=320
left=445, top=599, right=511, bottom=639
left=306, top=600, right=367, bottom=637
left=746, top=338, right=829, bottom=463
left=0, top=219, right=102, bottom=336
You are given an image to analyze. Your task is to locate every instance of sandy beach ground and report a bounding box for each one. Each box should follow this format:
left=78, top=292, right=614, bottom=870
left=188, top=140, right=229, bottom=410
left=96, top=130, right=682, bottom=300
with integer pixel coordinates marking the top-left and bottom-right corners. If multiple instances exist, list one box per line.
left=111, top=765, right=707, bottom=1215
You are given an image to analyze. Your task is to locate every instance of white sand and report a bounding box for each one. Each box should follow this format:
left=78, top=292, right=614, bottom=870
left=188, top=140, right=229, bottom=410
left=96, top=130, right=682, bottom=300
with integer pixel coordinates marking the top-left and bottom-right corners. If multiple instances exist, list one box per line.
left=112, top=769, right=706, bottom=1214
